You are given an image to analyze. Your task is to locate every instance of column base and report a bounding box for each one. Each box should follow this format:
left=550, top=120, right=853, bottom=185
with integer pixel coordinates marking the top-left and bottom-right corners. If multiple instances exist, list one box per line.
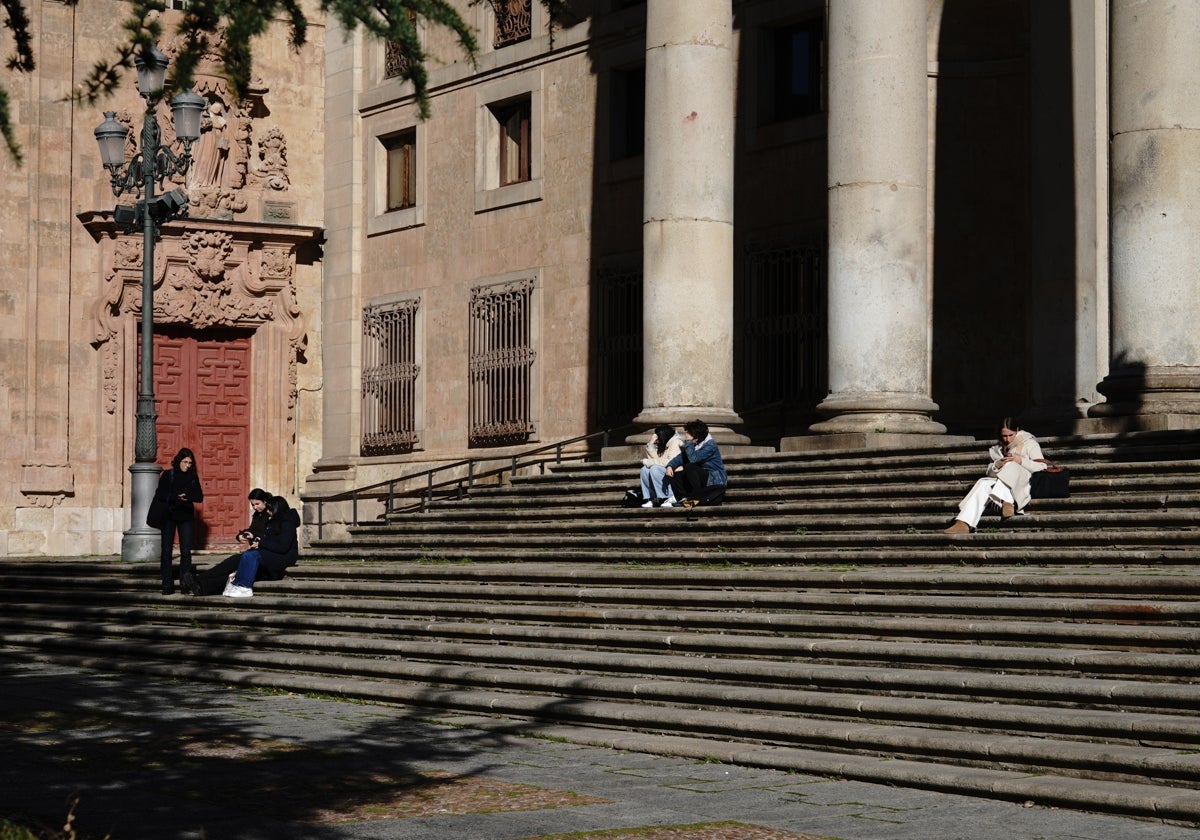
left=1075, top=414, right=1200, bottom=435
left=629, top=408, right=751, bottom=446
left=1088, top=366, right=1200, bottom=420
left=121, top=461, right=162, bottom=563
left=810, top=392, right=947, bottom=436
left=781, top=432, right=974, bottom=453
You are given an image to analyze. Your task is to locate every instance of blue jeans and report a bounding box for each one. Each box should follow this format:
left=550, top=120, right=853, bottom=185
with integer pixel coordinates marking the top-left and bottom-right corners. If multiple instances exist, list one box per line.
left=233, top=549, right=261, bottom=589
left=639, top=465, right=672, bottom=502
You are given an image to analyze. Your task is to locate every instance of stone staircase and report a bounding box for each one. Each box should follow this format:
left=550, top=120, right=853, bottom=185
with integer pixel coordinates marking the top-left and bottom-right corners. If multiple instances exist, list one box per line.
left=3, top=429, right=1200, bottom=822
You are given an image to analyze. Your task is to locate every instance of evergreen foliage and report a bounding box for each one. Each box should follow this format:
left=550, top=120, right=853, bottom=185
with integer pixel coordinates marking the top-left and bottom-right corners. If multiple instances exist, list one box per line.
left=1, top=0, right=568, bottom=163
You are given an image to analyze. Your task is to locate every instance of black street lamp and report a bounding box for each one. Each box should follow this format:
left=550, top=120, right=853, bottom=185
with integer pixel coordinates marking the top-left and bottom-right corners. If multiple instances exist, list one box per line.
left=94, top=46, right=205, bottom=562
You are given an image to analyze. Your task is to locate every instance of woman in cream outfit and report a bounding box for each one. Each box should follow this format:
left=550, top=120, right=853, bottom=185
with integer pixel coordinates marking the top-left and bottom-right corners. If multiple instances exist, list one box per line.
left=944, top=417, right=1047, bottom=534
left=639, top=425, right=683, bottom=507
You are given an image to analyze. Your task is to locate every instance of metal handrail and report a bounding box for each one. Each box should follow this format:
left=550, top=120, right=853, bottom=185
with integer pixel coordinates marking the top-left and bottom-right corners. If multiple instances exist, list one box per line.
left=312, top=426, right=634, bottom=539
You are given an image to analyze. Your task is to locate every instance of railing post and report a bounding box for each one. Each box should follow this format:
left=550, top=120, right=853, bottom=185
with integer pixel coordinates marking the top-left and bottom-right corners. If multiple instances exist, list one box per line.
left=468, top=460, right=476, bottom=490
left=317, top=498, right=324, bottom=540
left=352, top=490, right=358, bottom=527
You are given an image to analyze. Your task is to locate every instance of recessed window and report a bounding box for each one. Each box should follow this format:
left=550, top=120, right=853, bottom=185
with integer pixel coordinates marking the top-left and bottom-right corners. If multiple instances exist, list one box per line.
left=760, top=19, right=824, bottom=125
left=384, top=129, right=417, bottom=211
left=610, top=66, right=645, bottom=161
left=492, top=98, right=531, bottom=186
left=475, top=73, right=542, bottom=213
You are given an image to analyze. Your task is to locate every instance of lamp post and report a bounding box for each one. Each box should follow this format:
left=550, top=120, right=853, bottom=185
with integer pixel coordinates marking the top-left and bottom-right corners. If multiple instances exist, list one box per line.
left=94, top=46, right=205, bottom=562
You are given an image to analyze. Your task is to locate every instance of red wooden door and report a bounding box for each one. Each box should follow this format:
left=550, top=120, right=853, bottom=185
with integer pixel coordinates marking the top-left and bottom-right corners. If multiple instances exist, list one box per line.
left=148, top=330, right=252, bottom=548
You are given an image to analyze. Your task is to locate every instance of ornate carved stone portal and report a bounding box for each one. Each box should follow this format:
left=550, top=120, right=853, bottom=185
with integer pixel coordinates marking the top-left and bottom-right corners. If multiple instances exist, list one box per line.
left=80, top=213, right=321, bottom=496
left=79, top=30, right=321, bottom=500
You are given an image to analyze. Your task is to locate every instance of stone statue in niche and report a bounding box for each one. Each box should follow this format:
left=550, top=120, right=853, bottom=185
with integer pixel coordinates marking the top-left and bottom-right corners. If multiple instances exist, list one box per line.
left=191, top=99, right=230, bottom=189
left=155, top=35, right=292, bottom=221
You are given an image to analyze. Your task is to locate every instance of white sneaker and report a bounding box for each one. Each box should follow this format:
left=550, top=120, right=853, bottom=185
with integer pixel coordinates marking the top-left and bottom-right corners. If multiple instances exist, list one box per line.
left=224, top=584, right=253, bottom=598
left=640, top=500, right=654, bottom=508
left=660, top=497, right=675, bottom=508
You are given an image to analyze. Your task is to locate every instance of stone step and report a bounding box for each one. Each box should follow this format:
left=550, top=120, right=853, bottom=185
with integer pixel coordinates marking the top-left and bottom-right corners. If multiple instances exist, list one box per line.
left=6, top=608, right=1200, bottom=697
left=306, top=542, right=1200, bottom=564
left=5, top=650, right=1196, bottom=821
left=4, top=637, right=1199, bottom=793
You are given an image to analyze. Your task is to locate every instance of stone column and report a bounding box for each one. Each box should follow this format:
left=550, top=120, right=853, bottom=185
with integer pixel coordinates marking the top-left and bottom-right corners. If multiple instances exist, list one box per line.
left=810, top=0, right=945, bottom=437
left=1088, top=0, right=1200, bottom=427
left=633, top=0, right=746, bottom=442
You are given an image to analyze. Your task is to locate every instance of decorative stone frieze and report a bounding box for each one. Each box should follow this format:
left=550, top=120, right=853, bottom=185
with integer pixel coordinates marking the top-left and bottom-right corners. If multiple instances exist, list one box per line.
left=80, top=214, right=320, bottom=425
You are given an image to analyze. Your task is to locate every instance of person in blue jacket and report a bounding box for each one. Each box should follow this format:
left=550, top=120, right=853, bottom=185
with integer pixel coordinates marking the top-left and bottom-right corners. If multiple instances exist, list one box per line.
left=664, top=419, right=727, bottom=508
left=223, top=495, right=301, bottom=598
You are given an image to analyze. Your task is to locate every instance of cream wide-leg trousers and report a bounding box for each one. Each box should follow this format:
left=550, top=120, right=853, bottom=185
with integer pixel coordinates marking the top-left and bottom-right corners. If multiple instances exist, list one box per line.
left=955, top=477, right=1015, bottom=528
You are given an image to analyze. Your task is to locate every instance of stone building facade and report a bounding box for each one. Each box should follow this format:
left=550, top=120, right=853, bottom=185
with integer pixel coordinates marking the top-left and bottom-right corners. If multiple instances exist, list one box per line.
left=3, top=0, right=1199, bottom=555
left=0, top=0, right=325, bottom=556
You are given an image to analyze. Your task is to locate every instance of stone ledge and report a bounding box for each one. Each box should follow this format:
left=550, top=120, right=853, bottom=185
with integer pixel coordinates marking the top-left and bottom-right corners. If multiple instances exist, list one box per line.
left=781, top=432, right=976, bottom=453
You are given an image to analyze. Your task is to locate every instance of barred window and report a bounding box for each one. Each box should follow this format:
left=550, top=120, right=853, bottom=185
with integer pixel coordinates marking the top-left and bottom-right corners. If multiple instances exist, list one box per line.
left=593, top=263, right=642, bottom=427
left=384, top=41, right=412, bottom=80
left=384, top=10, right=419, bottom=80
left=361, top=298, right=421, bottom=455
left=737, top=243, right=826, bottom=412
left=469, top=278, right=537, bottom=446
left=490, top=0, right=532, bottom=49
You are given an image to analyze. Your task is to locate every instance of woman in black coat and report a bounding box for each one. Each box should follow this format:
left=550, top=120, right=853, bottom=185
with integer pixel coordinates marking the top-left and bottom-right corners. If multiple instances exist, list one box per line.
left=153, top=447, right=204, bottom=595
left=223, top=495, right=301, bottom=598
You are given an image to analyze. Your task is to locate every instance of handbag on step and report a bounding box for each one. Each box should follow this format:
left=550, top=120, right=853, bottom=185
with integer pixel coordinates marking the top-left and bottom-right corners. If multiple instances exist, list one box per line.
left=1030, top=459, right=1070, bottom=499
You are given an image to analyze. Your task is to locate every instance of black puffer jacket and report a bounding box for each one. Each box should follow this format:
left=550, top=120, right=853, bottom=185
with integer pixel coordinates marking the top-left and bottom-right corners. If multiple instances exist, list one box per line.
left=255, top=507, right=301, bottom=580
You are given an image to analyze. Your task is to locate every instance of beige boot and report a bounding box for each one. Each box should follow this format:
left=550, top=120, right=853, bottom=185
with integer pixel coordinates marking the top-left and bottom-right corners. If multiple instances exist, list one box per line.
left=943, top=520, right=971, bottom=534
left=1001, top=502, right=1015, bottom=519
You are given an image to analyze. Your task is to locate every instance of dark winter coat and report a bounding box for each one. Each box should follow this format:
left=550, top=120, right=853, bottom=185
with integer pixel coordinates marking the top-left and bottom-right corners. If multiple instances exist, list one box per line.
left=154, top=469, right=204, bottom=522
left=255, top=508, right=301, bottom=579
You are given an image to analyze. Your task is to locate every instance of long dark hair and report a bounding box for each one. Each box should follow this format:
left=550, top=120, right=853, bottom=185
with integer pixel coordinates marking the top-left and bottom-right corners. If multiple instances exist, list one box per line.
left=997, top=416, right=1023, bottom=444
left=653, top=425, right=675, bottom=456
left=265, top=495, right=291, bottom=519
left=171, top=447, right=198, bottom=474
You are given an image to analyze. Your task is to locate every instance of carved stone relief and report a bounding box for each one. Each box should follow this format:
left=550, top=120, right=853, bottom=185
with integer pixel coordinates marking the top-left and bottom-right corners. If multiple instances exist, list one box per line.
left=88, top=222, right=310, bottom=429
left=138, top=36, right=296, bottom=221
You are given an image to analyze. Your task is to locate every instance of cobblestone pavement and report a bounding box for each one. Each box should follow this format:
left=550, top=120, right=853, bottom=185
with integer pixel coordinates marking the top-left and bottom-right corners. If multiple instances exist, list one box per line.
left=2, top=662, right=1198, bottom=840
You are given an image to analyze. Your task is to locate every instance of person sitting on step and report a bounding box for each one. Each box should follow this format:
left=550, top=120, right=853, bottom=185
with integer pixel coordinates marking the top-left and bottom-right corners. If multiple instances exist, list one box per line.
left=223, top=495, right=302, bottom=598
left=664, top=419, right=728, bottom=508
left=639, top=425, right=684, bottom=508
left=182, top=487, right=272, bottom=596
left=944, top=416, right=1048, bottom=534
